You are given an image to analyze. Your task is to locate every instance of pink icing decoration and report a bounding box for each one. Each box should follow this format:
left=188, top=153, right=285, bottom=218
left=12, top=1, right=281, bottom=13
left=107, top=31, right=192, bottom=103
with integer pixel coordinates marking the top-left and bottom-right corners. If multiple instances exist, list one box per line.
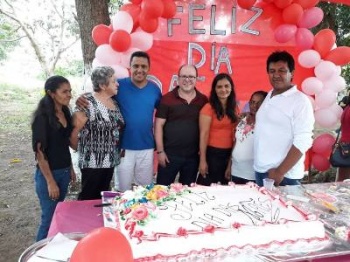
left=177, top=227, right=188, bottom=237
left=132, top=206, right=149, bottom=221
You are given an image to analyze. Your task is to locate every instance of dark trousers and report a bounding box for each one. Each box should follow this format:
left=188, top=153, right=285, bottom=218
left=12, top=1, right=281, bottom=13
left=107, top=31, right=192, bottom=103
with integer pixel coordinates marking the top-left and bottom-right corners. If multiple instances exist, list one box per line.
left=201, top=146, right=232, bottom=185
left=156, top=154, right=199, bottom=186
left=255, top=171, right=301, bottom=187
left=78, top=168, right=114, bottom=200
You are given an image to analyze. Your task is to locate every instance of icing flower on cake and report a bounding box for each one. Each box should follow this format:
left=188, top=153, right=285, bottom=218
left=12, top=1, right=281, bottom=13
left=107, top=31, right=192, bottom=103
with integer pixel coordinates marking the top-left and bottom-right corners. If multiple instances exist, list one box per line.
left=132, top=206, right=148, bottom=221
left=204, top=225, right=215, bottom=233
left=177, top=227, right=188, bottom=237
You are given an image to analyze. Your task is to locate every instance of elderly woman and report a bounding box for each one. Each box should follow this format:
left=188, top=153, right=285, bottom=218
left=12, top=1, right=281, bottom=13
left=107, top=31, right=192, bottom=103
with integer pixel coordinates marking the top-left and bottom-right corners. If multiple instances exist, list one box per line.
left=71, top=66, right=124, bottom=200
left=198, top=73, right=239, bottom=185
left=32, top=75, right=76, bottom=241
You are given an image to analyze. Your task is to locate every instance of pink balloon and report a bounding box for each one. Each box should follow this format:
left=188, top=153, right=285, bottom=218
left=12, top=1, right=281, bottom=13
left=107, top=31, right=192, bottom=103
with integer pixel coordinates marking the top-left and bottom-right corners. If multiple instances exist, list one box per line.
left=274, top=24, right=297, bottom=43
left=298, top=7, right=324, bottom=29
left=130, top=29, right=153, bottom=51
left=323, top=75, right=346, bottom=92
left=111, top=64, right=130, bottom=79
left=312, top=133, right=336, bottom=154
left=298, top=49, right=321, bottom=68
left=112, top=11, right=134, bottom=33
left=312, top=153, right=330, bottom=172
left=315, top=89, right=337, bottom=109
left=120, top=47, right=141, bottom=68
left=307, top=95, right=316, bottom=109
left=95, top=44, right=122, bottom=65
left=301, top=77, right=323, bottom=95
left=295, top=28, right=314, bottom=50
left=314, top=60, right=336, bottom=81
left=314, top=108, right=338, bottom=128
left=329, top=103, right=343, bottom=119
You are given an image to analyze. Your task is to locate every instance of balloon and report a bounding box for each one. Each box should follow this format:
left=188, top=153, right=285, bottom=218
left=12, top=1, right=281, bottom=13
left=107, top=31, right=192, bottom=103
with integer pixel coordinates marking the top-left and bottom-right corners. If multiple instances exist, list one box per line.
left=70, top=227, right=133, bottom=262
left=313, top=29, right=336, bottom=58
left=323, top=75, right=346, bottom=92
left=112, top=11, right=134, bottom=33
left=314, top=108, right=338, bottom=128
left=139, top=11, right=159, bottom=33
left=141, top=0, right=164, bottom=18
left=161, top=0, right=177, bottom=18
left=293, top=0, right=319, bottom=9
left=329, top=103, right=343, bottom=119
left=130, top=0, right=142, bottom=4
left=312, top=133, right=336, bottom=154
left=237, top=0, right=256, bottom=9
left=307, top=95, right=316, bottom=109
left=120, top=47, right=141, bottom=68
left=92, top=58, right=103, bottom=68
left=301, top=77, right=323, bottom=95
left=111, top=64, right=130, bottom=79
left=315, top=89, right=337, bottom=109
left=282, top=3, right=303, bottom=25
left=298, top=7, right=324, bottom=29
left=92, top=24, right=113, bottom=46
left=295, top=28, right=314, bottom=50
left=121, top=3, right=141, bottom=26
left=325, top=46, right=350, bottom=66
left=298, top=50, right=321, bottom=68
left=274, top=0, right=293, bottom=9
left=274, top=24, right=297, bottom=43
left=131, top=29, right=154, bottom=51
left=95, top=44, right=122, bottom=65
left=260, top=2, right=281, bottom=20
left=314, top=60, right=336, bottom=81
left=270, top=14, right=284, bottom=30
left=312, top=153, right=330, bottom=172
left=109, top=30, right=131, bottom=52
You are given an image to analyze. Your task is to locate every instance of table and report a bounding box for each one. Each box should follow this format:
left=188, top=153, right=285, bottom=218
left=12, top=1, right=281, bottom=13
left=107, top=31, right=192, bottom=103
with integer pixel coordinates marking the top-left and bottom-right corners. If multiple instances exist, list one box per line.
left=47, top=184, right=350, bottom=261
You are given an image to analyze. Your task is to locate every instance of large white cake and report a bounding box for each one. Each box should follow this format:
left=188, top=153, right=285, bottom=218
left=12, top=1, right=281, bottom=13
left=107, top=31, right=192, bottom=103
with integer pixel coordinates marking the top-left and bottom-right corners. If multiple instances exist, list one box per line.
left=103, top=183, right=327, bottom=261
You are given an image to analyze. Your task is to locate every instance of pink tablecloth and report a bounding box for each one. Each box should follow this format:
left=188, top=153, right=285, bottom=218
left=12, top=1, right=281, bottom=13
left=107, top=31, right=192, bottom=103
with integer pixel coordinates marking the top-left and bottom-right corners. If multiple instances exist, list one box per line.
left=48, top=199, right=104, bottom=237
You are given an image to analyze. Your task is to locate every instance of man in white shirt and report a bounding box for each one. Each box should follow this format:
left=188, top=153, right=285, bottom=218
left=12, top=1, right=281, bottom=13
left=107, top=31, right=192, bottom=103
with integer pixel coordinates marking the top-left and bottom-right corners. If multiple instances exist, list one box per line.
left=254, top=51, right=314, bottom=186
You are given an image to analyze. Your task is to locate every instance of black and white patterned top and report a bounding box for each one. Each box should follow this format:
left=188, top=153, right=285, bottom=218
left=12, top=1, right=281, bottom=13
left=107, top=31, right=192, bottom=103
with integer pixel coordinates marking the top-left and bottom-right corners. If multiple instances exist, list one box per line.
left=77, top=93, right=125, bottom=168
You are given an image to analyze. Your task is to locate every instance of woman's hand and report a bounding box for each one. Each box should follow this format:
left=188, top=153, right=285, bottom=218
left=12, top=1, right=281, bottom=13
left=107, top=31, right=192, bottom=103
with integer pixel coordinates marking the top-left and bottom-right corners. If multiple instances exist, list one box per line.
left=157, top=152, right=169, bottom=167
left=199, top=160, right=208, bottom=177
left=76, top=93, right=89, bottom=109
left=73, top=112, right=88, bottom=130
left=47, top=180, right=60, bottom=200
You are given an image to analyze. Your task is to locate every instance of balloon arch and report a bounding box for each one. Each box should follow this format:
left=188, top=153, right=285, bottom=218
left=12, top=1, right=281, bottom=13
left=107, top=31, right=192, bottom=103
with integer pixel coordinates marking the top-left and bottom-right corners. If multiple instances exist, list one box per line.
left=91, top=0, right=350, bottom=172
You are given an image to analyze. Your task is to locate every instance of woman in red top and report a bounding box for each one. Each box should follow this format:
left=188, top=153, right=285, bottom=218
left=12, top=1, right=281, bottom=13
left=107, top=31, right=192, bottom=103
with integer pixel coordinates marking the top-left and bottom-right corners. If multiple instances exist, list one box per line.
left=198, top=73, right=239, bottom=185
left=337, top=95, right=350, bottom=181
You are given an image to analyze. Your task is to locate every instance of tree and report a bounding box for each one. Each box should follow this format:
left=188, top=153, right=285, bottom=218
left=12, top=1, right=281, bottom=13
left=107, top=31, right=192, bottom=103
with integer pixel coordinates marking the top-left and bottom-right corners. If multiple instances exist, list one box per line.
left=0, top=0, right=80, bottom=77
left=74, top=0, right=110, bottom=76
left=0, top=17, right=20, bottom=61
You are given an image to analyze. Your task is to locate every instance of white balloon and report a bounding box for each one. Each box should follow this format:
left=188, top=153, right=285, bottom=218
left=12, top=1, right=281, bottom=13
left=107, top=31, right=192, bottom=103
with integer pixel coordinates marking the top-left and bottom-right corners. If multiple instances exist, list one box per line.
left=95, top=44, right=122, bottom=66
left=120, top=47, right=141, bottom=69
left=111, top=64, right=129, bottom=79
left=112, top=11, right=133, bottom=33
left=314, top=108, right=338, bottom=128
left=314, top=60, right=337, bottom=81
left=329, top=103, right=343, bottom=119
left=130, top=29, right=153, bottom=51
left=315, top=89, right=337, bottom=109
left=298, top=50, right=321, bottom=68
left=301, top=77, right=323, bottom=95
left=323, top=75, right=346, bottom=92
left=306, top=95, right=316, bottom=110
left=92, top=58, right=103, bottom=68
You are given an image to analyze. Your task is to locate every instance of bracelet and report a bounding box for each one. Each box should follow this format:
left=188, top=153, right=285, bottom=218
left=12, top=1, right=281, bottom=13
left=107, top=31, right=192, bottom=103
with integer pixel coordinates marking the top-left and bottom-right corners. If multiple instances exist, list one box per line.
left=157, top=151, right=164, bottom=154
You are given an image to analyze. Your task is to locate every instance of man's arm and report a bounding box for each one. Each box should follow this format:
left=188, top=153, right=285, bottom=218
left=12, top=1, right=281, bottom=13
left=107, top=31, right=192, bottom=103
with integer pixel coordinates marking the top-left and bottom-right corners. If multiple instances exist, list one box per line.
left=154, top=117, right=168, bottom=167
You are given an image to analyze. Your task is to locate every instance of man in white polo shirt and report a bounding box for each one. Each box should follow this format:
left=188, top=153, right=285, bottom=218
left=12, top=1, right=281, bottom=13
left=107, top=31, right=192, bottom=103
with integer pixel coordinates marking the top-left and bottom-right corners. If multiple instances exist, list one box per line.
left=254, top=51, right=314, bottom=186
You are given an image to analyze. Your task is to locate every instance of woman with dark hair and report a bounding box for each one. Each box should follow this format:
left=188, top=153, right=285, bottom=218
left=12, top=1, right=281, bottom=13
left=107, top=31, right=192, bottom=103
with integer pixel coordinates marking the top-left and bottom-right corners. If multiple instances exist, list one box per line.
left=71, top=66, right=124, bottom=200
left=336, top=93, right=350, bottom=181
left=225, top=90, right=268, bottom=184
left=32, top=75, right=76, bottom=241
left=198, top=73, right=239, bottom=185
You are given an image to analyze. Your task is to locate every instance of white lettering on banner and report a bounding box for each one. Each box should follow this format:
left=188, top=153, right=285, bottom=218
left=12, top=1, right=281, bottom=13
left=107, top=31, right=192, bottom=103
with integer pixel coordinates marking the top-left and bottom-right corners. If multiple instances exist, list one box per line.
left=167, top=4, right=262, bottom=37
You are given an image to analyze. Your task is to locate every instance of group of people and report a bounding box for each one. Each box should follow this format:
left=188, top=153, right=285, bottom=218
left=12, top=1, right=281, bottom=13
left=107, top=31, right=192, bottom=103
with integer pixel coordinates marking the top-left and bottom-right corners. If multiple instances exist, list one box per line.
left=31, top=49, right=349, bottom=241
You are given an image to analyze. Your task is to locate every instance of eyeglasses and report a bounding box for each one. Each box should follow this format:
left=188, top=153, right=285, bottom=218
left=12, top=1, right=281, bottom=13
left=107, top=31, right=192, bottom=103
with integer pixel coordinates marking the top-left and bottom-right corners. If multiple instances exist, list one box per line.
left=179, top=75, right=196, bottom=81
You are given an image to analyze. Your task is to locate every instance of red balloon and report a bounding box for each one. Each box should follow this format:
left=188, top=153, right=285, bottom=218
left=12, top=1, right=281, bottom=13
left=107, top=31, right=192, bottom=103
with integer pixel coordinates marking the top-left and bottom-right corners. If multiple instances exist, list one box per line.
left=325, top=46, right=350, bottom=66
left=237, top=0, right=256, bottom=10
left=312, top=133, right=336, bottom=154
left=282, top=3, right=303, bottom=24
left=141, top=0, right=164, bottom=19
left=109, top=30, right=131, bottom=52
left=130, top=0, right=142, bottom=4
left=139, top=11, right=159, bottom=33
left=313, top=29, right=336, bottom=58
left=274, top=0, right=293, bottom=9
left=161, top=0, right=177, bottom=18
left=293, top=0, right=319, bottom=9
left=121, top=3, right=141, bottom=25
left=92, top=24, right=113, bottom=46
left=312, top=153, right=331, bottom=172
left=70, top=227, right=133, bottom=262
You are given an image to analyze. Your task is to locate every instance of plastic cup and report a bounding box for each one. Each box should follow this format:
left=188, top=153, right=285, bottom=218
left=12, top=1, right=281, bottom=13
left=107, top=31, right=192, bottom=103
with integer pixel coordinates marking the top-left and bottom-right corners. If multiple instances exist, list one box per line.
left=263, top=178, right=275, bottom=190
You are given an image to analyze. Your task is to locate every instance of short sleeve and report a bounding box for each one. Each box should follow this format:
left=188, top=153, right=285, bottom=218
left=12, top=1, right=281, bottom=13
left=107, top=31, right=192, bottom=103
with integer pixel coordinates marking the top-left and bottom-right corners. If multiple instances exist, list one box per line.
left=32, top=114, right=49, bottom=153
left=199, top=103, right=213, bottom=117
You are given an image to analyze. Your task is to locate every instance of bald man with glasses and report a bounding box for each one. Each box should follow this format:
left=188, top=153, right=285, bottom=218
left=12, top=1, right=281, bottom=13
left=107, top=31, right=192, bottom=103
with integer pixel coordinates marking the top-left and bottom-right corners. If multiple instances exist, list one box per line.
left=155, top=64, right=208, bottom=186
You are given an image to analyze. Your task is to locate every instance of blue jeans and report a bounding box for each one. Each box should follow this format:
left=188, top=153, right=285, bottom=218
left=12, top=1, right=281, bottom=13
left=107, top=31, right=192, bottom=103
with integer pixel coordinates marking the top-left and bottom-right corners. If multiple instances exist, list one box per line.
left=35, top=167, right=70, bottom=241
left=156, top=155, right=199, bottom=186
left=255, top=171, right=301, bottom=187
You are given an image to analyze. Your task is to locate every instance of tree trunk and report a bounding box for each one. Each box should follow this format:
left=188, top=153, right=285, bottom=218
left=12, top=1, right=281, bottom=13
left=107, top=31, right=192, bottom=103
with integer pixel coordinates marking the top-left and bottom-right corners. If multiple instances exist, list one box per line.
left=75, top=0, right=110, bottom=75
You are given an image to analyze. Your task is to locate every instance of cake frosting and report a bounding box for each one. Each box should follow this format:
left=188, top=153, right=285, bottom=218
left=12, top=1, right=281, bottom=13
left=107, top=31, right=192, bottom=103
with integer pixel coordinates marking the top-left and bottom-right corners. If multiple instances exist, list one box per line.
left=104, top=183, right=327, bottom=261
